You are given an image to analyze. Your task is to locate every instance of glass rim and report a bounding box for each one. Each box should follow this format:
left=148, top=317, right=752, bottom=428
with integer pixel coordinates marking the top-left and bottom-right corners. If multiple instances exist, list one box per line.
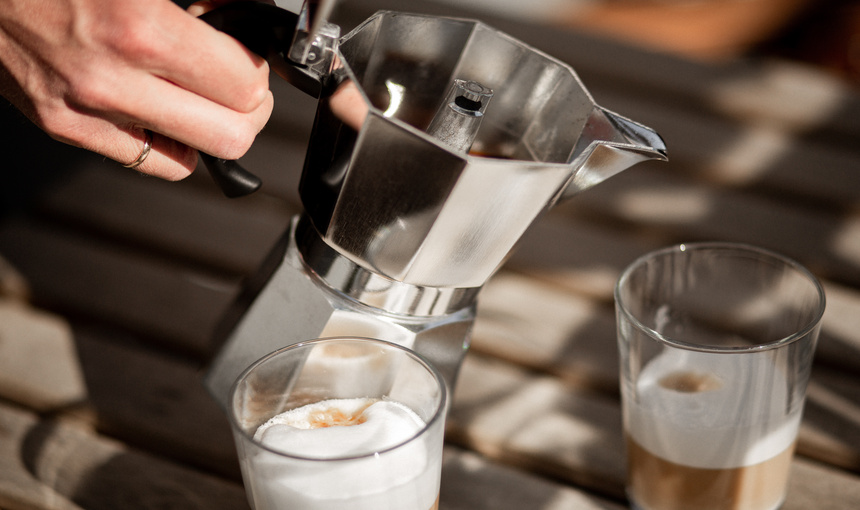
left=614, top=242, right=826, bottom=354
left=228, top=336, right=449, bottom=462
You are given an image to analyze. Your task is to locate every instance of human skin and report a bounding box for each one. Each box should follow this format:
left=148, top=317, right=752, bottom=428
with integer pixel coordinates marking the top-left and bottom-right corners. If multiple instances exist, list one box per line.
left=0, top=0, right=273, bottom=180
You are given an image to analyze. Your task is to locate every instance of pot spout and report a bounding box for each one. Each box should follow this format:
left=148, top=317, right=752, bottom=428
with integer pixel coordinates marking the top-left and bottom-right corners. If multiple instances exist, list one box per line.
left=560, top=106, right=668, bottom=201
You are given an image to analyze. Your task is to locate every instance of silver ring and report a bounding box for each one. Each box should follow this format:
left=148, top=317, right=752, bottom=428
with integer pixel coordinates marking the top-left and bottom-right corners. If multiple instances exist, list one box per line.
left=123, top=129, right=153, bottom=169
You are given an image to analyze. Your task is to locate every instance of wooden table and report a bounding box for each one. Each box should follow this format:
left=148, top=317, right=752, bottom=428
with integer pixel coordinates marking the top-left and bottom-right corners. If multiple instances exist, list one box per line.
left=2, top=0, right=859, bottom=508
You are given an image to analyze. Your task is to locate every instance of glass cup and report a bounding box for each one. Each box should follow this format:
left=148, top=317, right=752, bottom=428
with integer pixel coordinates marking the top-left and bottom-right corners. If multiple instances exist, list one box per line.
left=229, top=337, right=448, bottom=510
left=614, top=243, right=825, bottom=510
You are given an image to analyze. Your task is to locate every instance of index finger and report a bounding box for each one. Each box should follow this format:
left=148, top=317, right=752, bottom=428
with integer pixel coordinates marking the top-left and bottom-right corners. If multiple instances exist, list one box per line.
left=128, top=1, right=271, bottom=114
left=186, top=0, right=277, bottom=17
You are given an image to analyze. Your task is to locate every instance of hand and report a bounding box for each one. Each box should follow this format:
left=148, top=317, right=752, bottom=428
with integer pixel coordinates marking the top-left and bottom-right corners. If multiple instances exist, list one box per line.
left=0, top=0, right=274, bottom=180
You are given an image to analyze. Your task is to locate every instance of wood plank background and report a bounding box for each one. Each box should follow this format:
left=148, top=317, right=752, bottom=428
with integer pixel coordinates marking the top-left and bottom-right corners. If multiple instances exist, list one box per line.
left=1, top=0, right=858, bottom=508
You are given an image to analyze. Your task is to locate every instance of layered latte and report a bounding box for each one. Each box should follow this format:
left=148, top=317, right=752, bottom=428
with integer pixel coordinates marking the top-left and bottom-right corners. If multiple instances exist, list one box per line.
left=624, top=350, right=800, bottom=510
left=247, top=397, right=440, bottom=510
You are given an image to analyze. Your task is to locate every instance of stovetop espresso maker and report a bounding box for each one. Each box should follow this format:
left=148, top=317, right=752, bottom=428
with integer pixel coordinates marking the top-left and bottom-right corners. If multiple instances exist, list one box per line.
left=201, top=0, right=667, bottom=406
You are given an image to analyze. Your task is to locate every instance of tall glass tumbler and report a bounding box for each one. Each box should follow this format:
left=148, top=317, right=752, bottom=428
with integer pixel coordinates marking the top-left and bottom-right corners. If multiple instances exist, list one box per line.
left=614, top=243, right=825, bottom=510
left=229, top=337, right=448, bottom=510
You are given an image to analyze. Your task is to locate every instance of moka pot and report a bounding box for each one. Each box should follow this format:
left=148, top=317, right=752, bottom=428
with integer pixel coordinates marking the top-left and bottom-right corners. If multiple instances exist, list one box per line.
left=201, top=5, right=668, bottom=406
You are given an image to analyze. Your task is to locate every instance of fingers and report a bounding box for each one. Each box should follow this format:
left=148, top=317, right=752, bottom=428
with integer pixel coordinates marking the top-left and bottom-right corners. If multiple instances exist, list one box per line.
left=2, top=0, right=276, bottom=180
left=92, top=1, right=275, bottom=176
left=51, top=114, right=199, bottom=181
left=92, top=118, right=197, bottom=181
left=186, top=1, right=216, bottom=17
left=118, top=129, right=199, bottom=181
left=43, top=51, right=273, bottom=176
left=330, top=80, right=369, bottom=131
left=187, top=0, right=276, bottom=17
left=186, top=0, right=244, bottom=17
left=49, top=79, right=270, bottom=180
left=120, top=129, right=153, bottom=169
left=129, top=1, right=275, bottom=161
left=110, top=69, right=274, bottom=160
left=109, top=1, right=271, bottom=115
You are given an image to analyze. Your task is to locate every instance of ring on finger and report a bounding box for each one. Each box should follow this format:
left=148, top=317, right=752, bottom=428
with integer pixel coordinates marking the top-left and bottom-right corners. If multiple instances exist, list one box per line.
left=123, top=129, right=154, bottom=169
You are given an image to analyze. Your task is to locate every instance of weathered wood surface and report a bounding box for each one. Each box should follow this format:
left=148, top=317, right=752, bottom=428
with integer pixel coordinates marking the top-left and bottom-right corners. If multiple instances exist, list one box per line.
left=1, top=0, right=859, bottom=507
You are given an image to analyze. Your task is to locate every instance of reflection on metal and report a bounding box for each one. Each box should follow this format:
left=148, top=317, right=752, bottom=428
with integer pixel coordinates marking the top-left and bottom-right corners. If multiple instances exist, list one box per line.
left=206, top=10, right=667, bottom=408
left=383, top=80, right=406, bottom=118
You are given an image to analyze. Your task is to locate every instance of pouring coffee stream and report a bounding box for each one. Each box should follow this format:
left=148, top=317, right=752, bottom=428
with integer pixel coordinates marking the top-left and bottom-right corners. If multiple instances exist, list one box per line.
left=200, top=1, right=668, bottom=406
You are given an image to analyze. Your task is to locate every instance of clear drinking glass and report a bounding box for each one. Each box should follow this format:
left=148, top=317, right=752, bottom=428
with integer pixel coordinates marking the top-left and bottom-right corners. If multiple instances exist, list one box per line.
left=614, top=243, right=825, bottom=510
left=229, top=337, right=448, bottom=510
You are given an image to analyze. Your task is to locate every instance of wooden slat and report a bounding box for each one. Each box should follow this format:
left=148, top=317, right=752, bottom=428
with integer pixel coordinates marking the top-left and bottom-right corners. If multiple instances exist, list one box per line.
left=2, top=2, right=858, bottom=508
left=0, top=407, right=83, bottom=510
left=0, top=299, right=630, bottom=509
left=36, top=166, right=295, bottom=276
left=447, top=354, right=628, bottom=499
left=0, top=397, right=632, bottom=510
left=0, top=301, right=238, bottom=477
left=2, top=299, right=857, bottom=509
left=800, top=369, right=860, bottom=470
left=555, top=165, right=860, bottom=286
left=448, top=353, right=860, bottom=507
left=0, top=301, right=87, bottom=412
left=785, top=458, right=860, bottom=510
left=473, top=271, right=618, bottom=394
left=511, top=216, right=661, bottom=301
left=1, top=394, right=631, bottom=510
left=5, top=186, right=852, bottom=482
left=0, top=218, right=237, bottom=356
left=71, top=326, right=240, bottom=478
left=475, top=270, right=860, bottom=473
left=441, top=447, right=625, bottom=510
left=508, top=215, right=860, bottom=375
left=815, top=283, right=860, bottom=372
left=0, top=402, right=247, bottom=510
left=593, top=89, right=860, bottom=209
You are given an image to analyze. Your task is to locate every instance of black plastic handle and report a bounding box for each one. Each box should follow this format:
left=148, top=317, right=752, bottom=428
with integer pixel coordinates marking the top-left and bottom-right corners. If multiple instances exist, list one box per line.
left=199, top=153, right=263, bottom=198
left=198, top=2, right=300, bottom=197
left=199, top=1, right=298, bottom=56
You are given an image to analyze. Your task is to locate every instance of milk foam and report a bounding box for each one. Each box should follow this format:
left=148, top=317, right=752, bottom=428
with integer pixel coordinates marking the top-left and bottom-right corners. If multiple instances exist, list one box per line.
left=625, top=349, right=801, bottom=469
left=255, top=398, right=425, bottom=457
left=247, top=398, right=439, bottom=510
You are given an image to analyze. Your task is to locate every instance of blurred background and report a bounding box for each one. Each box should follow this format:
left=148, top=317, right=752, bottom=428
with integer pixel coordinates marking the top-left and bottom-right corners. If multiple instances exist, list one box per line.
left=427, top=0, right=860, bottom=87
